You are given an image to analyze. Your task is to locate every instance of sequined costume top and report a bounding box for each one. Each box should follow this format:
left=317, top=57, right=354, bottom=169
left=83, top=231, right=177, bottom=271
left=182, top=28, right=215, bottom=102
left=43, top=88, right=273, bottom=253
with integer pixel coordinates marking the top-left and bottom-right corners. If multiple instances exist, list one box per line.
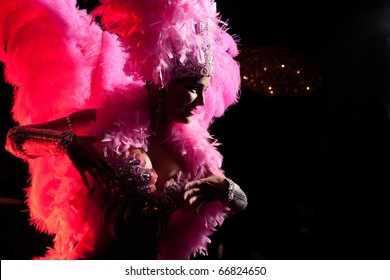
left=104, top=151, right=189, bottom=229
left=97, top=151, right=190, bottom=259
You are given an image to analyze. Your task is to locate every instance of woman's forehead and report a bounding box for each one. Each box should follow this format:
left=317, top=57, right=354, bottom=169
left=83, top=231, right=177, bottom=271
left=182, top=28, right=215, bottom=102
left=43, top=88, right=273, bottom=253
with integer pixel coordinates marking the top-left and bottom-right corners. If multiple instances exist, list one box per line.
left=171, top=76, right=211, bottom=87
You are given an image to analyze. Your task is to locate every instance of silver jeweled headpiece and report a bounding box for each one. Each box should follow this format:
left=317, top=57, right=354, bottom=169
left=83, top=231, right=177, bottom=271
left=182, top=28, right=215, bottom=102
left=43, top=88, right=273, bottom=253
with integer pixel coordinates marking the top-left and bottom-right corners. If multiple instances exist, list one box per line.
left=172, top=21, right=214, bottom=79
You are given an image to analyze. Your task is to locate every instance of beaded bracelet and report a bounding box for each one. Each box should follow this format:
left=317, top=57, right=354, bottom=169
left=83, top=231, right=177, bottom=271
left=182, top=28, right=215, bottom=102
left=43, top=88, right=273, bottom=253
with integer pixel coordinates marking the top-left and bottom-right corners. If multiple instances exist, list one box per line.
left=65, top=116, right=74, bottom=132
left=6, top=126, right=75, bottom=159
left=59, top=131, right=74, bottom=151
left=225, top=178, right=235, bottom=202
left=58, top=116, right=74, bottom=152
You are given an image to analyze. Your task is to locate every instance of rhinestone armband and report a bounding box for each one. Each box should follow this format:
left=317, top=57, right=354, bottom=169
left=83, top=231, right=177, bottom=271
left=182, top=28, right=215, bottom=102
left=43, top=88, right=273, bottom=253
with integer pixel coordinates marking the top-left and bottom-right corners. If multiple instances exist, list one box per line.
left=65, top=116, right=74, bottom=132
left=59, top=131, right=74, bottom=151
left=225, top=178, right=235, bottom=202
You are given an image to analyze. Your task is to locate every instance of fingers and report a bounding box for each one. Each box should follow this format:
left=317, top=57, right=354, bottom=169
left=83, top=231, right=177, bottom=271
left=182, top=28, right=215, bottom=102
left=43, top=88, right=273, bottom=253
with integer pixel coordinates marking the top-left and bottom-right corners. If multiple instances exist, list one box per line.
left=188, top=195, right=205, bottom=210
left=69, top=154, right=114, bottom=192
left=195, top=200, right=206, bottom=213
left=87, top=167, right=106, bottom=186
left=183, top=187, right=200, bottom=201
left=184, top=185, right=207, bottom=213
left=184, top=178, right=224, bottom=212
left=185, top=192, right=206, bottom=213
left=95, top=156, right=118, bottom=179
left=83, top=146, right=118, bottom=181
left=79, top=148, right=113, bottom=176
left=66, top=135, right=121, bottom=193
left=68, top=141, right=118, bottom=187
left=184, top=179, right=204, bottom=190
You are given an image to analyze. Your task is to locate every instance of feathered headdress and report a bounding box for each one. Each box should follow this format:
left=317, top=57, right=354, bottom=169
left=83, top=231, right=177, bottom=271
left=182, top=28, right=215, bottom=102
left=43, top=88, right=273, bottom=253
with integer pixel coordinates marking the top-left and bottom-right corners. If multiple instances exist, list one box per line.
left=93, top=0, right=241, bottom=127
left=0, top=0, right=241, bottom=260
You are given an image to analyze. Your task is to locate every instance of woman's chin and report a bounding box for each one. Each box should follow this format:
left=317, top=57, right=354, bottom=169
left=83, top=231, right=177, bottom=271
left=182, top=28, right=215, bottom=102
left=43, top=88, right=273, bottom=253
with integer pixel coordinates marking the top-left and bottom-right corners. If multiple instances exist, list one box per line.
left=176, top=116, right=193, bottom=124
left=184, top=114, right=195, bottom=123
left=169, top=113, right=195, bottom=124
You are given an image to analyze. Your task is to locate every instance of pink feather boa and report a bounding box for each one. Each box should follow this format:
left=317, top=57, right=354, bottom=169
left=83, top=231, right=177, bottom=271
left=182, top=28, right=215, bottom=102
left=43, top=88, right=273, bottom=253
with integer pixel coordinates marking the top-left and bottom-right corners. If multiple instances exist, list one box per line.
left=94, top=85, right=229, bottom=259
left=92, top=0, right=241, bottom=129
left=0, top=0, right=131, bottom=259
left=0, top=0, right=239, bottom=259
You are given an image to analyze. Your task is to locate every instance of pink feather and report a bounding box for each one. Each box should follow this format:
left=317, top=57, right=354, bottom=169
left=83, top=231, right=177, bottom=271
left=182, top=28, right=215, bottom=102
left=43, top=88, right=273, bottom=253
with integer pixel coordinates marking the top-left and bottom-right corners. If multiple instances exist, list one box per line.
left=0, top=0, right=241, bottom=259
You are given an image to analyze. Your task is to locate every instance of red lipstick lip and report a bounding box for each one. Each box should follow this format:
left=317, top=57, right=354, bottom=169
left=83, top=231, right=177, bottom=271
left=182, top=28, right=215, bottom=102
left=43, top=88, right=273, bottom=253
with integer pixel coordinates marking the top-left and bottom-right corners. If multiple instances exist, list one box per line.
left=185, top=107, right=197, bottom=115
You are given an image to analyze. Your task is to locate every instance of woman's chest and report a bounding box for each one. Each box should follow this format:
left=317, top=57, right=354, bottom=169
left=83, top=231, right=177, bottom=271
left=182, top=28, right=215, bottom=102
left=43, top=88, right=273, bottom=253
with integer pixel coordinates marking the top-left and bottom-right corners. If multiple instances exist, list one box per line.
left=146, top=139, right=184, bottom=189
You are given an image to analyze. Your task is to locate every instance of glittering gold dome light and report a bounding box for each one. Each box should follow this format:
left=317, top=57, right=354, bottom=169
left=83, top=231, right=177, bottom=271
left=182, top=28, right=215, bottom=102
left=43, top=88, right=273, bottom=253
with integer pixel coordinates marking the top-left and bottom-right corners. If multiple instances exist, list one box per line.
left=237, top=44, right=323, bottom=96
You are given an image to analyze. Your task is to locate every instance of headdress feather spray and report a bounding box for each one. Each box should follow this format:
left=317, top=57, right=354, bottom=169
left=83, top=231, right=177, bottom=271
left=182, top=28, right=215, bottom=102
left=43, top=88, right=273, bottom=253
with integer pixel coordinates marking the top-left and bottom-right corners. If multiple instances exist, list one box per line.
left=93, top=0, right=241, bottom=128
left=0, top=0, right=131, bottom=259
left=0, top=0, right=241, bottom=259
left=92, top=0, right=242, bottom=259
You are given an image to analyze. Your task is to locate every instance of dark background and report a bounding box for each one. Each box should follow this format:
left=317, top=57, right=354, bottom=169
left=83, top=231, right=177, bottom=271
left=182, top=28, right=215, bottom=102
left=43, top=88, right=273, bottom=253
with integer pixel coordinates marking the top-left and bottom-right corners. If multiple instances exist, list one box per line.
left=2, top=0, right=390, bottom=259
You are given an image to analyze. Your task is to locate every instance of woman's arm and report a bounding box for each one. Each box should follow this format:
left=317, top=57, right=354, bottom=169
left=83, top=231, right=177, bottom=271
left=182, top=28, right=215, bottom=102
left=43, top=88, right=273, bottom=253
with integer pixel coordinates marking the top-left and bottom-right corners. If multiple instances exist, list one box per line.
left=222, top=178, right=248, bottom=214
left=183, top=174, right=248, bottom=214
left=5, top=108, right=98, bottom=160
left=6, top=126, right=74, bottom=160
left=5, top=108, right=117, bottom=187
left=26, top=108, right=98, bottom=135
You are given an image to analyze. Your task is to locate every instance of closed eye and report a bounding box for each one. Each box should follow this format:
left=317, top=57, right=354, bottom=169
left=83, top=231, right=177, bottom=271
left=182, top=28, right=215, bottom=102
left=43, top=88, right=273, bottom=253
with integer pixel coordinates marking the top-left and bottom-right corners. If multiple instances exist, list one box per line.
left=189, top=86, right=202, bottom=94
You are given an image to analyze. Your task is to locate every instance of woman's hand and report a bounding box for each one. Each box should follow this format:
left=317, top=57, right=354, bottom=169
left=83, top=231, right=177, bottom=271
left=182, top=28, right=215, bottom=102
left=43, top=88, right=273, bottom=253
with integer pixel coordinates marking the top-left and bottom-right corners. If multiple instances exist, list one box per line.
left=66, top=135, right=118, bottom=190
left=183, top=174, right=229, bottom=212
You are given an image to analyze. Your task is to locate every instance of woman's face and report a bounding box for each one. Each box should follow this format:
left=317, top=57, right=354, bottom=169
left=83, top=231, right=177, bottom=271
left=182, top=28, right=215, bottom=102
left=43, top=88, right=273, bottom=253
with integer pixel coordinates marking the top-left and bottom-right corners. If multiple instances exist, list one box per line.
left=161, top=76, right=210, bottom=124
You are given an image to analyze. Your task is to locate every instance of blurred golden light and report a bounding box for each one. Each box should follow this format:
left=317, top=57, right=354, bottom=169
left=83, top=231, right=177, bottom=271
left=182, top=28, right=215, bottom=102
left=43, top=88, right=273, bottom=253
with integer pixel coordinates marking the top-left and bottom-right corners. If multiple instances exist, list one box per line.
left=237, top=44, right=323, bottom=96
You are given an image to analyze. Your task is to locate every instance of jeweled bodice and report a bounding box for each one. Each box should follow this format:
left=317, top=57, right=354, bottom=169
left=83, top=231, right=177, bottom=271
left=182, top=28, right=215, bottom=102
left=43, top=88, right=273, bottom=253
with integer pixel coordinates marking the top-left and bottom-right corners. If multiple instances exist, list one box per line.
left=107, top=152, right=189, bottom=216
